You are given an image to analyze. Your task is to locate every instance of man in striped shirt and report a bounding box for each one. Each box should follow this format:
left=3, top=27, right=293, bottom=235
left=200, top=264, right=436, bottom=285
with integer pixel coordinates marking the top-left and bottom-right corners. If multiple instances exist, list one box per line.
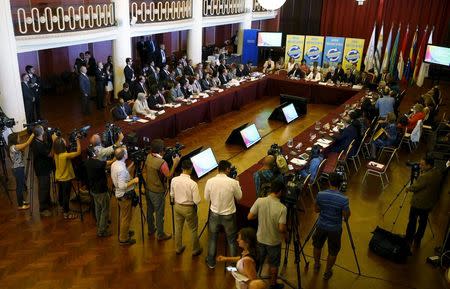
left=312, top=172, right=350, bottom=280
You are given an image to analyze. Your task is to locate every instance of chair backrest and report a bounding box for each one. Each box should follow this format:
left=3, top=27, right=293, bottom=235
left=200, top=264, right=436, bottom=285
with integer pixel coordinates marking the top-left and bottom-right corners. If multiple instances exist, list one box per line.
left=312, top=159, right=327, bottom=183
left=301, top=174, right=311, bottom=190
left=411, top=119, right=423, bottom=143
left=354, top=131, right=368, bottom=155
left=382, top=148, right=397, bottom=173
left=344, top=139, right=355, bottom=159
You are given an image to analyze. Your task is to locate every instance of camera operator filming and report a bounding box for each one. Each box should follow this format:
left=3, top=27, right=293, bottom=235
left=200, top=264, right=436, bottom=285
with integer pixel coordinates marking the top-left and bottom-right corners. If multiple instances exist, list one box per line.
left=89, top=129, right=124, bottom=161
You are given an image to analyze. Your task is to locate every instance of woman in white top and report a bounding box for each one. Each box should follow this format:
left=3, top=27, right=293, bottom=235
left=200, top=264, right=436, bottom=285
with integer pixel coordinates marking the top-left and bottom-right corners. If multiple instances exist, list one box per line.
left=132, top=92, right=152, bottom=116
left=217, top=227, right=260, bottom=289
left=286, top=57, right=296, bottom=73
left=104, top=63, right=113, bottom=106
left=306, top=68, right=322, bottom=82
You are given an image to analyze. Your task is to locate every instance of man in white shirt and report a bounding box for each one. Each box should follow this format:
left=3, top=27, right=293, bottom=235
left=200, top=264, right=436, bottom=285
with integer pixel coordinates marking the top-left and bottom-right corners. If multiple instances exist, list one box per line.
left=110, top=148, right=139, bottom=245
left=204, top=160, right=242, bottom=269
left=306, top=68, right=322, bottom=82
left=170, top=160, right=202, bottom=256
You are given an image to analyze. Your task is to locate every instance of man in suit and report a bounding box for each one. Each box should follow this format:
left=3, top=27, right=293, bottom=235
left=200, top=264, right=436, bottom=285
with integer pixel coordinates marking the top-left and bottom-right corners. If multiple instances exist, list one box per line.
left=192, top=74, right=202, bottom=94
left=25, top=65, right=41, bottom=120
left=148, top=67, right=160, bottom=87
left=168, top=82, right=184, bottom=103
left=147, top=86, right=166, bottom=110
left=85, top=51, right=97, bottom=97
left=79, top=66, right=91, bottom=115
left=184, top=60, right=195, bottom=76
left=175, top=63, right=184, bottom=78
left=332, top=62, right=345, bottom=83
left=95, top=62, right=106, bottom=109
left=155, top=44, right=167, bottom=68
left=200, top=73, right=212, bottom=91
left=218, top=69, right=229, bottom=85
left=145, top=36, right=157, bottom=64
left=74, top=52, right=86, bottom=74
left=242, top=61, right=252, bottom=76
left=124, top=58, right=135, bottom=85
left=118, top=83, right=133, bottom=102
left=21, top=73, right=35, bottom=123
left=179, top=54, right=188, bottom=67
left=133, top=75, right=148, bottom=99
left=137, top=36, right=147, bottom=65
left=112, top=97, right=132, bottom=121
left=159, top=64, right=171, bottom=84
left=218, top=59, right=227, bottom=74
left=236, top=64, right=244, bottom=78
left=195, top=63, right=204, bottom=80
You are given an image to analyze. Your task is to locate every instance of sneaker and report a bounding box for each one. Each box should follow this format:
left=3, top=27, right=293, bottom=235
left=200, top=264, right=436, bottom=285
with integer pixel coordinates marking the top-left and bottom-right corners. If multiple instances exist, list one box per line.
left=192, top=248, right=203, bottom=257
left=119, top=238, right=136, bottom=246
left=176, top=246, right=186, bottom=255
left=18, top=204, right=30, bottom=210
left=157, top=233, right=172, bottom=241
left=40, top=210, right=52, bottom=217
left=270, top=283, right=284, bottom=289
left=323, top=270, right=333, bottom=280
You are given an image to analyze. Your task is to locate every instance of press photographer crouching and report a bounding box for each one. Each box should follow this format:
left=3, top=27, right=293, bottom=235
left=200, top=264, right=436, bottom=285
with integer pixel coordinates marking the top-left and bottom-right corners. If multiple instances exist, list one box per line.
left=111, top=147, right=139, bottom=245
left=144, top=139, right=180, bottom=241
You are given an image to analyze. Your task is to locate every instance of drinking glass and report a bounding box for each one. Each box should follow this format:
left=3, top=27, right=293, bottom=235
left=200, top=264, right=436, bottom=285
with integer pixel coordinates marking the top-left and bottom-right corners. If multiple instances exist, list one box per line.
left=287, top=139, right=294, bottom=148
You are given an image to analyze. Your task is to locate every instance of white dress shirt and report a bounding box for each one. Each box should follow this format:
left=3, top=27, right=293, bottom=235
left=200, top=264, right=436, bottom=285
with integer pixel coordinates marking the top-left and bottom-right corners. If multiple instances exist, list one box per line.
left=133, top=99, right=151, bottom=115
left=170, top=173, right=201, bottom=205
left=111, top=159, right=134, bottom=198
left=306, top=71, right=322, bottom=82
left=204, top=173, right=242, bottom=215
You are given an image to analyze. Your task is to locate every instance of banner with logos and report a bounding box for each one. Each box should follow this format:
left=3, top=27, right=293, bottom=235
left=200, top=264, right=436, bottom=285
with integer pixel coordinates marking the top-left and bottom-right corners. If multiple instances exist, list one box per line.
left=303, top=36, right=325, bottom=66
left=342, top=38, right=365, bottom=70
left=284, top=35, right=305, bottom=65
left=323, top=36, right=345, bottom=68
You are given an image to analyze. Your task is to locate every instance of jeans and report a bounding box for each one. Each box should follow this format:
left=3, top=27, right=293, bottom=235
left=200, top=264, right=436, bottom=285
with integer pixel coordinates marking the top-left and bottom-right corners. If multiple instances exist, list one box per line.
left=206, top=211, right=238, bottom=267
left=118, top=198, right=133, bottom=242
left=405, top=206, right=430, bottom=244
left=37, top=175, right=51, bottom=211
left=13, top=167, right=25, bottom=206
left=92, top=193, right=110, bottom=235
left=58, top=181, right=72, bottom=213
left=175, top=204, right=201, bottom=252
left=146, top=191, right=166, bottom=237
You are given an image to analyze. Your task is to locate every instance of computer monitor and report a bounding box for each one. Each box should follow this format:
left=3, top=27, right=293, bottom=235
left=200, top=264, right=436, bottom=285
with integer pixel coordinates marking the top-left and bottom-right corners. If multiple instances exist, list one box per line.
left=239, top=124, right=261, bottom=148
left=257, top=32, right=283, bottom=48
left=424, top=45, right=450, bottom=66
left=280, top=94, right=308, bottom=116
left=190, top=148, right=218, bottom=178
left=281, top=103, right=299, bottom=123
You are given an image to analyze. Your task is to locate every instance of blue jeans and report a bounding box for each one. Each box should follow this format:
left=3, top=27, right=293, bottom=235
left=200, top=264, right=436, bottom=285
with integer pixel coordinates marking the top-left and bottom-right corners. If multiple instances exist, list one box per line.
left=206, top=211, right=238, bottom=267
left=146, top=191, right=166, bottom=237
left=13, top=167, right=25, bottom=206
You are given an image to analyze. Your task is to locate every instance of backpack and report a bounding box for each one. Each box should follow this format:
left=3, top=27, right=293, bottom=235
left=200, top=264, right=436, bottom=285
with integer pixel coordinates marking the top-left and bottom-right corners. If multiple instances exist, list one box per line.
left=369, top=226, right=411, bottom=263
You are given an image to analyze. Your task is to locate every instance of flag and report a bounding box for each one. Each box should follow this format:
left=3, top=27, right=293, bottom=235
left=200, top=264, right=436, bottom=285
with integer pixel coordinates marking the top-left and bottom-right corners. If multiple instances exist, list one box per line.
left=397, top=25, right=409, bottom=80
left=374, top=23, right=384, bottom=76
left=364, top=23, right=376, bottom=72
left=389, top=24, right=401, bottom=79
left=416, top=27, right=434, bottom=87
left=405, top=26, right=418, bottom=83
left=413, top=26, right=429, bottom=84
left=381, top=23, right=393, bottom=72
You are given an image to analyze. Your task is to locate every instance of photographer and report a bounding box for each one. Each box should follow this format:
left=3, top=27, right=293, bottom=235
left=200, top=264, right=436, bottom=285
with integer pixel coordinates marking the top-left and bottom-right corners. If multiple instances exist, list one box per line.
left=170, top=159, right=202, bottom=256
left=312, top=172, right=350, bottom=280
left=111, top=147, right=139, bottom=245
left=405, top=156, right=442, bottom=249
left=8, top=132, right=34, bottom=210
left=89, top=131, right=124, bottom=161
left=53, top=135, right=81, bottom=219
left=253, top=155, right=283, bottom=198
left=144, top=139, right=180, bottom=241
left=30, top=125, right=53, bottom=216
left=205, top=160, right=242, bottom=269
left=248, top=180, right=287, bottom=289
left=85, top=146, right=115, bottom=237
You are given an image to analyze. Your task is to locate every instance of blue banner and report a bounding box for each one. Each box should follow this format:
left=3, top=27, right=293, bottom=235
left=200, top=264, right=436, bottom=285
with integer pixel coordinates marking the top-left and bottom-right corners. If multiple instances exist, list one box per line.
left=242, top=29, right=259, bottom=65
left=323, top=36, right=345, bottom=67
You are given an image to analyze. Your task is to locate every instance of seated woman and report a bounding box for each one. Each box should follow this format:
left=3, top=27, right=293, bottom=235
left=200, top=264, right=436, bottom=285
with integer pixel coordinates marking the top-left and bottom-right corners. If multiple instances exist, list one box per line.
left=370, top=112, right=398, bottom=159
left=216, top=227, right=259, bottom=289
left=275, top=57, right=285, bottom=71
left=399, top=103, right=426, bottom=132
left=262, top=57, right=275, bottom=74
left=306, top=68, right=322, bottom=82
left=286, top=57, right=296, bottom=73
left=299, top=145, right=323, bottom=183
left=300, top=59, right=309, bottom=75
left=132, top=92, right=152, bottom=115
left=329, top=112, right=361, bottom=156
left=287, top=63, right=305, bottom=79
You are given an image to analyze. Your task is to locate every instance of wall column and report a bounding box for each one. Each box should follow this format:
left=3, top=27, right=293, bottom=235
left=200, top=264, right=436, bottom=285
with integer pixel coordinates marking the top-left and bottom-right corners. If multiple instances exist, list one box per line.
left=0, top=1, right=26, bottom=130
left=113, top=0, right=132, bottom=98
left=187, top=0, right=203, bottom=65
left=238, top=0, right=254, bottom=55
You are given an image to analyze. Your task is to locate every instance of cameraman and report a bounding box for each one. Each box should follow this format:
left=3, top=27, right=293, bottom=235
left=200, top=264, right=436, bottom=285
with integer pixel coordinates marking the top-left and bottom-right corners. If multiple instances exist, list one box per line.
left=144, top=139, right=180, bottom=241
left=312, top=172, right=350, bottom=281
left=30, top=125, right=53, bottom=216
left=89, top=131, right=124, bottom=161
left=111, top=147, right=139, bottom=245
left=204, top=160, right=242, bottom=269
left=405, top=156, right=442, bottom=249
left=248, top=180, right=287, bottom=289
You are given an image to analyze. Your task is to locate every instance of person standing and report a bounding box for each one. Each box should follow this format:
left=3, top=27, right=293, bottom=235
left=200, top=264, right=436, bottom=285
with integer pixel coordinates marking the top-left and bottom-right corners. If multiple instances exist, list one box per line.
left=155, top=44, right=167, bottom=68
left=248, top=180, right=287, bottom=289
left=170, top=160, right=202, bottom=256
left=21, top=73, right=35, bottom=123
left=25, top=65, right=41, bottom=120
left=312, top=172, right=350, bottom=280
left=205, top=160, right=242, bottom=269
left=79, top=66, right=91, bottom=115
left=95, top=62, right=106, bottom=109
left=111, top=147, right=139, bottom=245
left=124, top=58, right=135, bottom=85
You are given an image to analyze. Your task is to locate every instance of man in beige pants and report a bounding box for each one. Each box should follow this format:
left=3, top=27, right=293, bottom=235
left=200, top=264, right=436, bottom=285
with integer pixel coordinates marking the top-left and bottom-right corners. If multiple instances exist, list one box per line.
left=170, top=160, right=202, bottom=256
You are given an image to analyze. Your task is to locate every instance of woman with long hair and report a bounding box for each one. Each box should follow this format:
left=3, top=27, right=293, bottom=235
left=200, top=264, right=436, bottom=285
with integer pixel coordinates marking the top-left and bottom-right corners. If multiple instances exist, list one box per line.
left=8, top=132, right=34, bottom=210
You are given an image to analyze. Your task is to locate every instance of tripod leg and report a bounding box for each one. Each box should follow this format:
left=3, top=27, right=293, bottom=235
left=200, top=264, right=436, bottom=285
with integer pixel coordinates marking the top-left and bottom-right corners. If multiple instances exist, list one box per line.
left=382, top=181, right=409, bottom=217
left=345, top=219, right=361, bottom=275
left=72, top=182, right=84, bottom=221
left=300, top=219, right=318, bottom=253
left=391, top=189, right=410, bottom=232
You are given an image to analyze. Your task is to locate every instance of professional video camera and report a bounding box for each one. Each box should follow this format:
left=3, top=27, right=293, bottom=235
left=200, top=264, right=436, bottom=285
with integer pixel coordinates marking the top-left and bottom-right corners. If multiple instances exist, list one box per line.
left=335, top=164, right=348, bottom=193
left=128, top=146, right=149, bottom=163
left=68, top=125, right=91, bottom=151
left=228, top=166, right=238, bottom=179
left=23, top=119, right=47, bottom=129
left=282, top=171, right=303, bottom=206
left=47, top=127, right=62, bottom=138
left=102, top=123, right=122, bottom=147
left=268, top=143, right=283, bottom=156
left=163, top=143, right=185, bottom=167
left=406, top=160, right=421, bottom=181
left=0, top=115, right=15, bottom=129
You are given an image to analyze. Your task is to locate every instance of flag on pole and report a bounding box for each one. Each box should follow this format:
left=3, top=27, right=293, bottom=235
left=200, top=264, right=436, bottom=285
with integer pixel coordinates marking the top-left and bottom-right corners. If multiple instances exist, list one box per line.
left=389, top=24, right=401, bottom=79
left=413, top=26, right=429, bottom=84
left=416, top=27, right=434, bottom=87
left=381, top=23, right=393, bottom=72
left=364, top=23, right=376, bottom=72
left=374, top=23, right=384, bottom=76
left=405, top=26, right=418, bottom=83
left=397, top=25, right=409, bottom=80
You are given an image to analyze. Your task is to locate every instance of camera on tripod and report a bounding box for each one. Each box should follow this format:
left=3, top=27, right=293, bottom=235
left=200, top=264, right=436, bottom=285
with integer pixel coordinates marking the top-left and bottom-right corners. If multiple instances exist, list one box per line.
left=68, top=125, right=91, bottom=151
left=47, top=127, right=62, bottom=138
left=282, top=171, right=302, bottom=207
left=406, top=160, right=421, bottom=181
left=163, top=143, right=185, bottom=167
left=101, top=123, right=122, bottom=147
left=335, top=164, right=348, bottom=193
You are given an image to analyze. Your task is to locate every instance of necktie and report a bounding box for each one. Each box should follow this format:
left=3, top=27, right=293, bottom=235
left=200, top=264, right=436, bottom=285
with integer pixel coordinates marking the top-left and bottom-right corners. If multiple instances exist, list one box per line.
left=121, top=106, right=127, bottom=116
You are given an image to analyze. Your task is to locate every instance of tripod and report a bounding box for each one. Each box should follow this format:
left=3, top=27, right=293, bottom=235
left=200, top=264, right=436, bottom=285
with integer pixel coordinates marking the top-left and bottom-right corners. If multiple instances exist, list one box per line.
left=71, top=180, right=84, bottom=221
left=24, top=148, right=35, bottom=215
left=134, top=160, right=147, bottom=244
left=165, top=178, right=175, bottom=237
left=0, top=134, right=12, bottom=204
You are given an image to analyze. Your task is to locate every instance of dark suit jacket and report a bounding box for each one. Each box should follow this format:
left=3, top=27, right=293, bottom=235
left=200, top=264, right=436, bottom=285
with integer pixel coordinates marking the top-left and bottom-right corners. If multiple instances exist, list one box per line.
left=218, top=74, right=228, bottom=85
left=79, top=74, right=90, bottom=96
left=112, top=104, right=132, bottom=120
left=145, top=40, right=156, bottom=56
left=124, top=66, right=135, bottom=84
left=184, top=66, right=195, bottom=76
left=87, top=57, right=97, bottom=76
left=242, top=65, right=251, bottom=76
left=200, top=79, right=212, bottom=91
left=118, top=89, right=133, bottom=101
left=155, top=49, right=167, bottom=68
left=159, top=69, right=170, bottom=83
left=28, top=74, right=40, bottom=95
left=132, top=81, right=147, bottom=99
left=236, top=68, right=243, bottom=78
left=21, top=82, right=34, bottom=104
left=95, top=69, right=106, bottom=88
left=332, top=68, right=345, bottom=82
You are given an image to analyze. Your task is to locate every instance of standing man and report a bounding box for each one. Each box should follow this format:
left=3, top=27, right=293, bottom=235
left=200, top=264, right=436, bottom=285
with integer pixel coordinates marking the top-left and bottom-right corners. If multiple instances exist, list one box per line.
left=204, top=160, right=242, bottom=269
left=145, top=36, right=157, bottom=64
left=405, top=156, right=442, bottom=249
left=79, top=66, right=91, bottom=115
left=136, top=36, right=147, bottom=65
left=124, top=58, right=135, bottom=85
left=111, top=147, right=139, bottom=245
left=25, top=65, right=41, bottom=120
left=21, top=73, right=35, bottom=123
left=95, top=62, right=106, bottom=109
left=248, top=180, right=287, bottom=289
left=144, top=139, right=180, bottom=241
left=170, top=160, right=202, bottom=256
left=156, top=44, right=167, bottom=68
left=312, top=172, right=350, bottom=280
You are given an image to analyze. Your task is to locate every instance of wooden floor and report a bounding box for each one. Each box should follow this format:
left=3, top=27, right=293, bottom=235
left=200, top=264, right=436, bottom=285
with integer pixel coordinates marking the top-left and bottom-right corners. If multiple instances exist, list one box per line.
left=0, top=81, right=449, bottom=289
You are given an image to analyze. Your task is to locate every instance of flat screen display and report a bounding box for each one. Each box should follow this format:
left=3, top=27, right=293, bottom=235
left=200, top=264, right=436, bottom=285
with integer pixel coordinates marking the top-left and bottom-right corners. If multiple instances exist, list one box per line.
left=282, top=103, right=299, bottom=123
left=257, top=32, right=283, bottom=47
left=424, top=45, right=450, bottom=66
left=240, top=124, right=261, bottom=148
left=190, top=148, right=218, bottom=178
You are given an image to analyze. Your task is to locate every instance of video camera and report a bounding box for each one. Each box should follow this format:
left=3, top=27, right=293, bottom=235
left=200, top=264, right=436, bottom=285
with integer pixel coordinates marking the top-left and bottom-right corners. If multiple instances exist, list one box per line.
left=102, top=123, right=122, bottom=147
left=68, top=125, right=91, bottom=151
left=335, top=164, right=348, bottom=193
left=128, top=146, right=149, bottom=163
left=0, top=115, right=15, bottom=130
left=406, top=161, right=421, bottom=182
left=228, top=166, right=238, bottom=179
left=282, top=171, right=303, bottom=206
left=163, top=143, right=185, bottom=167
left=23, top=119, right=47, bottom=129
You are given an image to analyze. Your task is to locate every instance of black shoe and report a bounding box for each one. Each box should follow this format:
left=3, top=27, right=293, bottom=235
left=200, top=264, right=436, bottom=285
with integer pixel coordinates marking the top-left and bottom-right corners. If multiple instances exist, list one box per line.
left=192, top=248, right=203, bottom=257
left=119, top=238, right=136, bottom=246
left=270, top=283, right=284, bottom=289
left=157, top=233, right=172, bottom=241
left=128, top=230, right=135, bottom=237
left=176, top=246, right=186, bottom=255
left=147, top=229, right=156, bottom=237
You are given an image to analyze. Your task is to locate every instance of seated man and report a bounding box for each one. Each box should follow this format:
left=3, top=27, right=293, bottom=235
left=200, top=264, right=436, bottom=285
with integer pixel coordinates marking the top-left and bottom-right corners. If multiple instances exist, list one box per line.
left=299, top=145, right=324, bottom=183
left=168, top=82, right=184, bottom=103
left=118, top=83, right=133, bottom=102
left=306, top=68, right=322, bottom=82
left=112, top=97, right=132, bottom=121
left=262, top=57, right=275, bottom=74
left=147, top=86, right=166, bottom=110
left=332, top=63, right=345, bottom=83
left=191, top=74, right=203, bottom=94
left=218, top=69, right=230, bottom=85
left=132, top=92, right=152, bottom=116
left=370, top=112, right=398, bottom=159
left=200, top=73, right=213, bottom=91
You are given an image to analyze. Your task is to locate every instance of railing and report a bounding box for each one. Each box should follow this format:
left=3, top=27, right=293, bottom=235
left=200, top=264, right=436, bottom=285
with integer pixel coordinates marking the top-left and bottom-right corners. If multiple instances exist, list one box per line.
left=252, top=0, right=267, bottom=12
left=203, top=0, right=246, bottom=17
left=12, top=2, right=115, bottom=36
left=130, top=0, right=192, bottom=24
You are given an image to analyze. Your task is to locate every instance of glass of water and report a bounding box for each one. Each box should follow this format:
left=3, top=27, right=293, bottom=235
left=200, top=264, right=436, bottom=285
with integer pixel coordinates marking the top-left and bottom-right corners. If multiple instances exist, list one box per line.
left=287, top=139, right=294, bottom=148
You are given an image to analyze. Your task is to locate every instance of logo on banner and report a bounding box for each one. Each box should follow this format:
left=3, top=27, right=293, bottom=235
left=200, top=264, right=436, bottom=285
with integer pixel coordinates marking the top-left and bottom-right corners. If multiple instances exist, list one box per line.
left=287, top=45, right=302, bottom=59
left=345, top=49, right=360, bottom=63
left=306, top=46, right=321, bottom=60
left=326, top=48, right=341, bottom=62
